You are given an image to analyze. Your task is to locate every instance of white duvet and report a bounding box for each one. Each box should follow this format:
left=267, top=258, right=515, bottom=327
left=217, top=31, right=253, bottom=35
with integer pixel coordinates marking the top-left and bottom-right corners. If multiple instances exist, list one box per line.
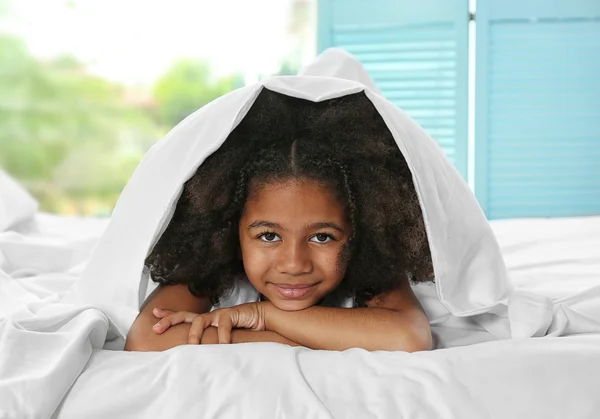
left=1, top=49, right=600, bottom=419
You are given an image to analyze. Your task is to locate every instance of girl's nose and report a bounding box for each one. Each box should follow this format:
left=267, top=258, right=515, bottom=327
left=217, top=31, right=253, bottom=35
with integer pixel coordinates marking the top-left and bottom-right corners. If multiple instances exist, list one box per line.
left=275, top=242, right=313, bottom=275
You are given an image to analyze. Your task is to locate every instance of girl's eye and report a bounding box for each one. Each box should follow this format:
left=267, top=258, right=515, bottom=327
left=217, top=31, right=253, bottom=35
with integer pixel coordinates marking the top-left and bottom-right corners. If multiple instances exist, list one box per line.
left=310, top=233, right=334, bottom=243
left=258, top=232, right=281, bottom=242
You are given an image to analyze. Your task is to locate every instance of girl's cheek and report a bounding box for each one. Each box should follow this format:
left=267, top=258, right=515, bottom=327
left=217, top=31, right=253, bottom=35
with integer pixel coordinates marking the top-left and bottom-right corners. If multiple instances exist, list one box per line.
left=240, top=251, right=268, bottom=279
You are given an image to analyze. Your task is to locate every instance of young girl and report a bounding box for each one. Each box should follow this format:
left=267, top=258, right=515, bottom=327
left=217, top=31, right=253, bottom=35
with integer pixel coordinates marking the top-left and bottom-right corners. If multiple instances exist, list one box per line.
left=124, top=89, right=434, bottom=352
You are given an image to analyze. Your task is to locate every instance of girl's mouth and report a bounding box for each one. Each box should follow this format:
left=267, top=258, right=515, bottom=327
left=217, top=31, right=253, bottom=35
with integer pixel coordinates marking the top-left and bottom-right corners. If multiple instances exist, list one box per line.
left=270, top=282, right=319, bottom=299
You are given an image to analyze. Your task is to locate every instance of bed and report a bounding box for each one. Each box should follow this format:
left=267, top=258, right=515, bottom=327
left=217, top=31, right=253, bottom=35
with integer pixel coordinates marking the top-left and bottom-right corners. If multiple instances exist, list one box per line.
left=1, top=169, right=599, bottom=418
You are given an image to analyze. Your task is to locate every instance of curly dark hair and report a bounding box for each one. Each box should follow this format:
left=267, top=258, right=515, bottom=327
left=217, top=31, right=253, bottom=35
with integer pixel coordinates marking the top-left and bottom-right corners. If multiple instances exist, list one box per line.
left=145, top=88, right=434, bottom=307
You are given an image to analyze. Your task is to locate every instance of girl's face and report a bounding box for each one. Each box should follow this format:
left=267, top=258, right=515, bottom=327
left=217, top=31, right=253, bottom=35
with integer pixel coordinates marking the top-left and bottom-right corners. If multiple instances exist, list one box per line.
left=238, top=178, right=352, bottom=311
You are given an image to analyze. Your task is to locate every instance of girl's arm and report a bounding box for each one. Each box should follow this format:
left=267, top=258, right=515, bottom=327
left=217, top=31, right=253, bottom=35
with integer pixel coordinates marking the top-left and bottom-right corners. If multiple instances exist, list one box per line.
left=201, top=327, right=300, bottom=346
left=124, top=284, right=213, bottom=351
left=264, top=280, right=432, bottom=352
left=151, top=280, right=431, bottom=351
left=125, top=284, right=300, bottom=351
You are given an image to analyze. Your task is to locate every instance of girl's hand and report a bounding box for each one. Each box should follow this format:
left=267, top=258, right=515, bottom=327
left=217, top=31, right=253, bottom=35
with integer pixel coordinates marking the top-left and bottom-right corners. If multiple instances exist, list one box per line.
left=152, top=302, right=269, bottom=344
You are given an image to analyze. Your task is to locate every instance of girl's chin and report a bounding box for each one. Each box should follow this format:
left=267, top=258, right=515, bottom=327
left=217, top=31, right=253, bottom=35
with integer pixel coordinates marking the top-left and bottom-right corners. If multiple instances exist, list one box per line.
left=269, top=298, right=316, bottom=312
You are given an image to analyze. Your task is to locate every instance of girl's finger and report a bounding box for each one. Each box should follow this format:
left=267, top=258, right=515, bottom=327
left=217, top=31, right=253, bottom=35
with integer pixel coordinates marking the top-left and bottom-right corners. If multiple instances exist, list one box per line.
left=217, top=316, right=233, bottom=344
left=152, top=308, right=174, bottom=318
left=188, top=316, right=208, bottom=345
left=153, top=311, right=199, bottom=334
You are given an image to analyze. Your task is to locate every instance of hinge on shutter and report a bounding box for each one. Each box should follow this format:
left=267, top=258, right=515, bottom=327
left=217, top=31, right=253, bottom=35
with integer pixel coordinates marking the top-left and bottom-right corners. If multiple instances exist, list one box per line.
left=469, top=12, right=475, bottom=21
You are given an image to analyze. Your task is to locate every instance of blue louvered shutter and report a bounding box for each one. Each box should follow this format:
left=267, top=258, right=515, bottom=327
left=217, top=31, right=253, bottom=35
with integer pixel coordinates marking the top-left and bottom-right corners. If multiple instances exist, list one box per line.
left=474, top=0, right=600, bottom=219
left=318, top=0, right=469, bottom=180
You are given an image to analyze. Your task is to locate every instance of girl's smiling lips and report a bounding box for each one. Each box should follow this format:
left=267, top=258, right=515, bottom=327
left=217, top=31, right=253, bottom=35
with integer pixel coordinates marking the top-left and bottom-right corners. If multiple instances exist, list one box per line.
left=269, top=282, right=320, bottom=299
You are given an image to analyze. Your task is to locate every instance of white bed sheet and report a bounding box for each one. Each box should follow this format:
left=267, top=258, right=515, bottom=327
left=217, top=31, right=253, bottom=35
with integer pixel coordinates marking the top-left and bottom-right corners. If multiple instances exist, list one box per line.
left=1, top=213, right=600, bottom=418
left=491, top=216, right=600, bottom=299
left=54, top=335, right=600, bottom=419
left=0, top=213, right=108, bottom=321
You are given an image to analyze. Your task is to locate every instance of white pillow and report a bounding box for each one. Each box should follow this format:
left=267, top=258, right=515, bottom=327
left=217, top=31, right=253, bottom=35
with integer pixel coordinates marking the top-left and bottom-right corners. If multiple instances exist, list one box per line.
left=0, top=170, right=39, bottom=232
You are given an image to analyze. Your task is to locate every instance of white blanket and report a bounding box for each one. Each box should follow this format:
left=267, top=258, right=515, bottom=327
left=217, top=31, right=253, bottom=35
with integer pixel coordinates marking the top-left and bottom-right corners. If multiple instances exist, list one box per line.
left=54, top=336, right=600, bottom=419
left=2, top=212, right=599, bottom=418
left=1, top=49, right=600, bottom=418
left=0, top=170, right=39, bottom=232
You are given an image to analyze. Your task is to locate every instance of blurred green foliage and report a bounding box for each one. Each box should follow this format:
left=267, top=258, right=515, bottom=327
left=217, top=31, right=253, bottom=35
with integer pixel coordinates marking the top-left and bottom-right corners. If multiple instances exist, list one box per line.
left=0, top=34, right=245, bottom=215
left=154, top=59, right=245, bottom=127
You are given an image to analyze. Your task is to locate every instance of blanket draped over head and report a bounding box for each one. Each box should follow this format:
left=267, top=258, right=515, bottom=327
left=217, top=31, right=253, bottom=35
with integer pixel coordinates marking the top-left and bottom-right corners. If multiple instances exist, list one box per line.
left=63, top=48, right=600, bottom=344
